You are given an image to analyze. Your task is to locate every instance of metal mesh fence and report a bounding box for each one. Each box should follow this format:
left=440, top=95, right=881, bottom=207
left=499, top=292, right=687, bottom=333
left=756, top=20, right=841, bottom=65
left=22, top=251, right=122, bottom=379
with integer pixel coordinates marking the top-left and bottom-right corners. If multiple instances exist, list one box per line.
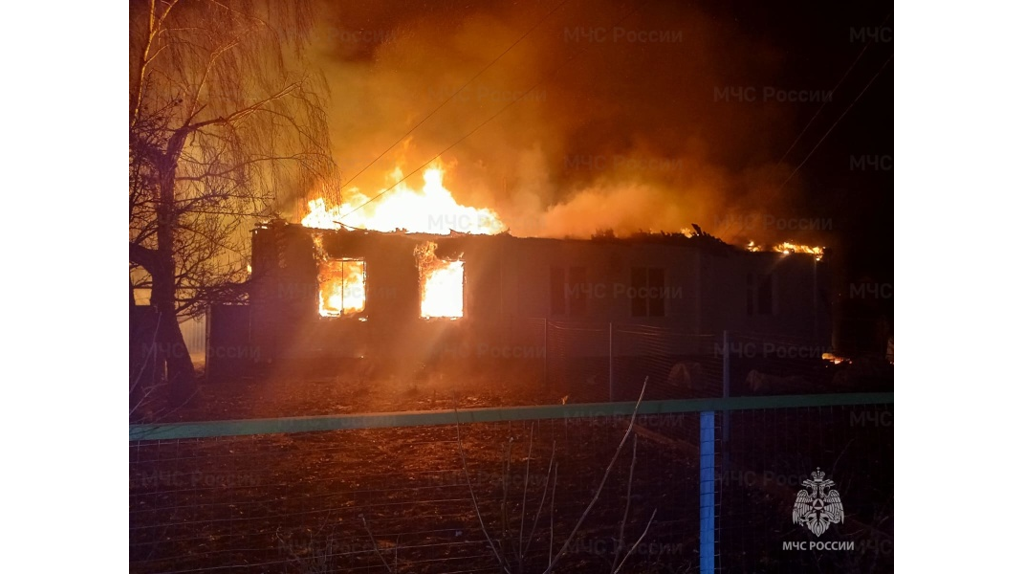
left=717, top=401, right=894, bottom=571
left=542, top=323, right=891, bottom=404
left=725, top=331, right=892, bottom=397
left=131, top=413, right=705, bottom=573
left=611, top=326, right=722, bottom=402
left=542, top=322, right=875, bottom=403
left=726, top=331, right=837, bottom=397
left=132, top=318, right=892, bottom=572
left=544, top=321, right=611, bottom=403
left=130, top=394, right=893, bottom=573
left=544, top=321, right=724, bottom=403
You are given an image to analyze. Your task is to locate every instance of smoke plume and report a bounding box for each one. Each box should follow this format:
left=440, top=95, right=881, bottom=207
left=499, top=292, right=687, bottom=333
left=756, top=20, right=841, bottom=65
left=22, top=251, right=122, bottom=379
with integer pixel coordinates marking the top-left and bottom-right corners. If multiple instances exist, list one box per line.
left=296, top=0, right=822, bottom=245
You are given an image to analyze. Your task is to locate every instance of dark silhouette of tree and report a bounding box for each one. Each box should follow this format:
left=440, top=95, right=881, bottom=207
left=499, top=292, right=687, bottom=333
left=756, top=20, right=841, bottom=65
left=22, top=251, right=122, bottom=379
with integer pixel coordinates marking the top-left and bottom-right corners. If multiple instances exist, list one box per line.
left=129, top=0, right=334, bottom=404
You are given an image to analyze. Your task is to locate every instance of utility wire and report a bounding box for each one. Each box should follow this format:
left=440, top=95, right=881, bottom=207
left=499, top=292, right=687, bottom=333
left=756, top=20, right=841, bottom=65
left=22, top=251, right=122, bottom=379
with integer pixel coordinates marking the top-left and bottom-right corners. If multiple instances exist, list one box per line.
left=778, top=53, right=893, bottom=190
left=776, top=13, right=892, bottom=168
left=776, top=46, right=869, bottom=168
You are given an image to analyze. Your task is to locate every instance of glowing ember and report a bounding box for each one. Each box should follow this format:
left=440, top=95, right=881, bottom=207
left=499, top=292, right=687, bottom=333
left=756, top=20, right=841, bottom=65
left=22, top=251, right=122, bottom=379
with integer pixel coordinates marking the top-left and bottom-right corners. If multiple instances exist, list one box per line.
left=747, top=241, right=824, bottom=261
left=317, top=258, right=366, bottom=317
left=774, top=242, right=824, bottom=260
left=415, top=242, right=464, bottom=319
left=821, top=352, right=850, bottom=365
left=302, top=164, right=505, bottom=235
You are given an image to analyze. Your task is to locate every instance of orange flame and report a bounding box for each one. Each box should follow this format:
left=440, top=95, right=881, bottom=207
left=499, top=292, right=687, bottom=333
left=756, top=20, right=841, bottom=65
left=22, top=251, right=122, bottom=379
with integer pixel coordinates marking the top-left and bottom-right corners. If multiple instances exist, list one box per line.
left=774, top=242, right=824, bottom=260
left=311, top=234, right=366, bottom=317
left=821, top=352, right=850, bottom=365
left=317, top=258, right=366, bottom=317
left=415, top=242, right=464, bottom=319
left=302, top=163, right=505, bottom=235
left=747, top=240, right=824, bottom=261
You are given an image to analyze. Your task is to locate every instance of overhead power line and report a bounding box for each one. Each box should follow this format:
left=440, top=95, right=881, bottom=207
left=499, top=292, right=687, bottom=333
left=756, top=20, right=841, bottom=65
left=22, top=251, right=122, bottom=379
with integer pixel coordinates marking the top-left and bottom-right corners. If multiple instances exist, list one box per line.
left=778, top=53, right=893, bottom=190
left=776, top=13, right=893, bottom=168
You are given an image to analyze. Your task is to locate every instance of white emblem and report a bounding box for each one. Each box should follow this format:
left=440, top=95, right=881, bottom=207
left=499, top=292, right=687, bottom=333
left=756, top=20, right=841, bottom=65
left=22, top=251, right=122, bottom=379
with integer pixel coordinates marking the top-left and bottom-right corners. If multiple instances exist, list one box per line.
left=792, top=468, right=844, bottom=537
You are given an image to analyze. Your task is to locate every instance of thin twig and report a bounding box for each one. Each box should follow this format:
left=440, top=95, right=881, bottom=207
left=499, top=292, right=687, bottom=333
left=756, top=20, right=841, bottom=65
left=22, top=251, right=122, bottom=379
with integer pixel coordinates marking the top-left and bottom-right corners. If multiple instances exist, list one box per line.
left=611, top=510, right=658, bottom=574
left=517, top=423, right=535, bottom=564
left=541, top=377, right=649, bottom=574
left=612, top=434, right=638, bottom=571
left=548, top=462, right=558, bottom=568
left=394, top=533, right=400, bottom=573
left=454, top=404, right=513, bottom=574
left=500, top=437, right=512, bottom=554
left=523, top=440, right=556, bottom=560
left=360, top=514, right=395, bottom=574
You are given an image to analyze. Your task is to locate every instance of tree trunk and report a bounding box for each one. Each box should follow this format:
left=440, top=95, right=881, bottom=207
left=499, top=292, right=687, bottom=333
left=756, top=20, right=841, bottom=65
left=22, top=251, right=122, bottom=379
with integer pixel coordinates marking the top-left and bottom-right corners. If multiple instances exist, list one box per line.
left=158, top=304, right=197, bottom=405
left=153, top=139, right=197, bottom=406
left=151, top=242, right=197, bottom=404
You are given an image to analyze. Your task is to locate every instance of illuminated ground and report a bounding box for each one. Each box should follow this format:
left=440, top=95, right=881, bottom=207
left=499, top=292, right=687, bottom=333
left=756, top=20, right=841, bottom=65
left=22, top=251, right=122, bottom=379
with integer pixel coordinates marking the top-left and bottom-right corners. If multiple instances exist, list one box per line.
left=131, top=363, right=892, bottom=573
left=139, top=361, right=559, bottom=423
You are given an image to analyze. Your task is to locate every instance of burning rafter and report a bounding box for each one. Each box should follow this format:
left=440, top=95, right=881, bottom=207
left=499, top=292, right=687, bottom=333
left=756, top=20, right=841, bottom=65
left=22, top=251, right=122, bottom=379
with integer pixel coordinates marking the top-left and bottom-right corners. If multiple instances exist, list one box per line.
left=748, top=241, right=825, bottom=261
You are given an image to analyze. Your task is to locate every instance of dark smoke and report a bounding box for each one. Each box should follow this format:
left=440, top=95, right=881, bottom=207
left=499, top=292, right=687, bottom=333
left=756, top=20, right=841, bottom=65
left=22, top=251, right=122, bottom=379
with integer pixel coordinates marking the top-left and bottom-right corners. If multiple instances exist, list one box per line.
left=297, top=0, right=824, bottom=246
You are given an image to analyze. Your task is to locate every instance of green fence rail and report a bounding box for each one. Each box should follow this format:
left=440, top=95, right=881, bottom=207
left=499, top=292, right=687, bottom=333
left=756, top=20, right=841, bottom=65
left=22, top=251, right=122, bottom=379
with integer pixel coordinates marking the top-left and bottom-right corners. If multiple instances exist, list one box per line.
left=129, top=392, right=893, bottom=441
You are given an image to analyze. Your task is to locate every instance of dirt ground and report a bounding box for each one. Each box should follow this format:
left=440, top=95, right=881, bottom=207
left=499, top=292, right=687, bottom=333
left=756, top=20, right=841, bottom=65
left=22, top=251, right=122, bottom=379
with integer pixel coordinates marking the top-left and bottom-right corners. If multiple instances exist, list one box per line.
left=130, top=362, right=893, bottom=573
left=131, top=419, right=704, bottom=573
left=136, top=359, right=568, bottom=424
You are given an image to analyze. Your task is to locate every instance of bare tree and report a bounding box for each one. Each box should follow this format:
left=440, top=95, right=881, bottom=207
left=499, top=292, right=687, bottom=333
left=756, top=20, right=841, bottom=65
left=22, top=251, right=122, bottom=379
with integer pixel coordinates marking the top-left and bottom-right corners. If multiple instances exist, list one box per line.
left=129, top=0, right=334, bottom=403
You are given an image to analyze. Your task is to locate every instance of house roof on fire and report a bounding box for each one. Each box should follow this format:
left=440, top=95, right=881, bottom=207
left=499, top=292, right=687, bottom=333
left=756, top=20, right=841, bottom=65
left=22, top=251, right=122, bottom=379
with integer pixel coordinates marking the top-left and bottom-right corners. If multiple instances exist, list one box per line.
left=255, top=219, right=782, bottom=260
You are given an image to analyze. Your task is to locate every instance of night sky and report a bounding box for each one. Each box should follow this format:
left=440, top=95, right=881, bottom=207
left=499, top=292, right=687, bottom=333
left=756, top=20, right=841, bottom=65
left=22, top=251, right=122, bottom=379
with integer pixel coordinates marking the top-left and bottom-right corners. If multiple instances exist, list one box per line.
left=706, top=0, right=894, bottom=338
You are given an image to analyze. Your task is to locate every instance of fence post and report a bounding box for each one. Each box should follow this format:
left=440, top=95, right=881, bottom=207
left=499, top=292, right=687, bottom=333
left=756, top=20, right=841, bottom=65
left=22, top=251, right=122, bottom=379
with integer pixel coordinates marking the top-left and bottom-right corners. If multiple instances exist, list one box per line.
left=543, top=317, right=548, bottom=389
left=722, top=330, right=731, bottom=468
left=608, top=322, right=614, bottom=402
left=699, top=410, right=716, bottom=574
left=812, top=260, right=819, bottom=345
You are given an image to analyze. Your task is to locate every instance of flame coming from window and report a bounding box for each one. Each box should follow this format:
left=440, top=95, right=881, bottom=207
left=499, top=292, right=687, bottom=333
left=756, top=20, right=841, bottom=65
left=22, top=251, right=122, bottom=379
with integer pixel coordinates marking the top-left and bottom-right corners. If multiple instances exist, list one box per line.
left=302, top=164, right=505, bottom=235
left=416, top=242, right=464, bottom=319
left=318, top=259, right=366, bottom=317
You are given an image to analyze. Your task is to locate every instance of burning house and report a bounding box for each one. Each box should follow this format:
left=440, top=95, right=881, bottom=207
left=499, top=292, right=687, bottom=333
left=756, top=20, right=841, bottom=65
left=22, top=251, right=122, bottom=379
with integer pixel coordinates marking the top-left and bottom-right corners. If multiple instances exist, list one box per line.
left=246, top=220, right=831, bottom=368
left=203, top=164, right=832, bottom=387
